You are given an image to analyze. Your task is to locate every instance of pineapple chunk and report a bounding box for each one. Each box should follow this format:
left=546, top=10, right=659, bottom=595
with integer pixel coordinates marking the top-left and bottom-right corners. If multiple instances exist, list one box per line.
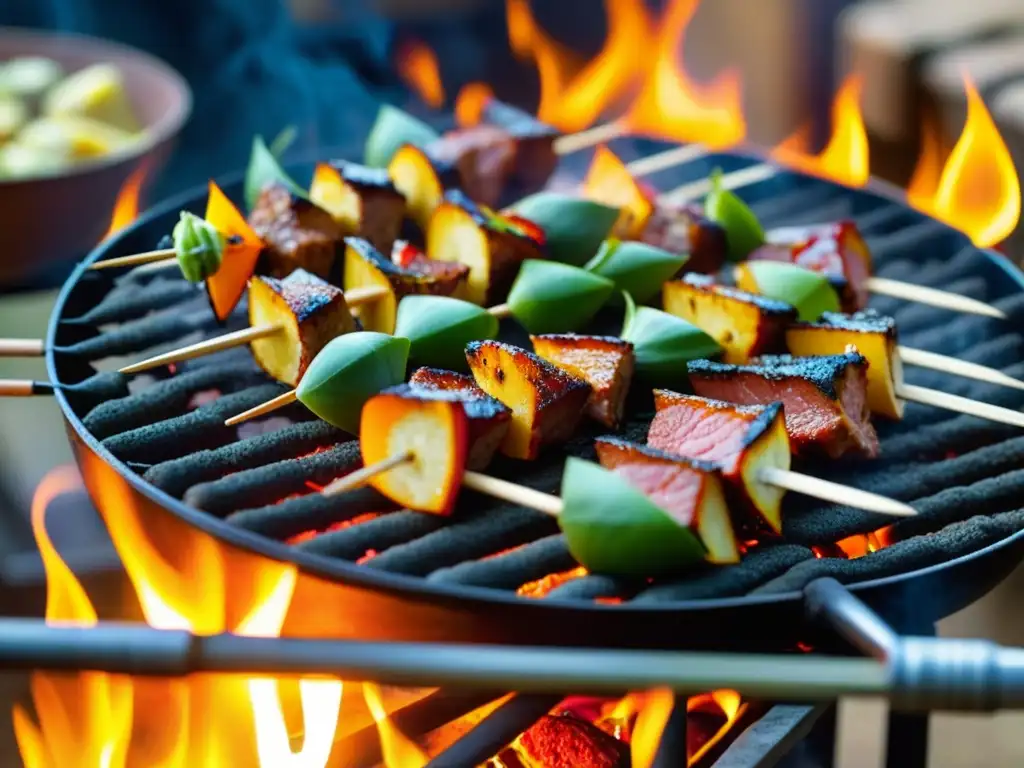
left=662, top=273, right=797, bottom=363
left=248, top=270, right=357, bottom=386
left=530, top=334, right=635, bottom=428
left=345, top=238, right=467, bottom=334
left=427, top=190, right=545, bottom=306
left=466, top=341, right=591, bottom=460
left=786, top=310, right=903, bottom=419
left=408, top=367, right=511, bottom=470
left=248, top=184, right=343, bottom=279
left=388, top=144, right=455, bottom=230
left=309, top=162, right=406, bottom=254
left=649, top=392, right=791, bottom=535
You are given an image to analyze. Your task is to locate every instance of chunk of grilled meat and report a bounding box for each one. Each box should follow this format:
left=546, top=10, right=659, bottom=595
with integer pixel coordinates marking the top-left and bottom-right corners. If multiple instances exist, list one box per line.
left=663, top=273, right=797, bottom=363
left=648, top=393, right=790, bottom=535
left=387, top=144, right=459, bottom=230
left=248, top=184, right=343, bottom=279
left=480, top=99, right=560, bottom=194
left=466, top=340, right=591, bottom=460
left=248, top=269, right=357, bottom=386
left=513, top=714, right=629, bottom=768
left=408, top=366, right=512, bottom=470
left=427, top=190, right=546, bottom=306
left=344, top=238, right=467, bottom=334
left=530, top=334, right=635, bottom=428
left=786, top=310, right=903, bottom=419
left=391, top=240, right=469, bottom=297
left=593, top=437, right=739, bottom=564
left=687, top=353, right=879, bottom=458
left=762, top=220, right=872, bottom=311
left=308, top=162, right=406, bottom=254
left=431, top=124, right=517, bottom=208
left=641, top=201, right=728, bottom=274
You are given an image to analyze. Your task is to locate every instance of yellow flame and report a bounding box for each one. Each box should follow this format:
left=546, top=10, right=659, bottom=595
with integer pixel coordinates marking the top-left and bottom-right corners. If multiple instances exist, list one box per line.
left=455, top=82, right=494, bottom=127
left=103, top=162, right=148, bottom=240
left=908, top=74, right=1021, bottom=247
left=396, top=39, right=445, bottom=108
left=630, top=688, right=675, bottom=768
left=364, top=682, right=429, bottom=768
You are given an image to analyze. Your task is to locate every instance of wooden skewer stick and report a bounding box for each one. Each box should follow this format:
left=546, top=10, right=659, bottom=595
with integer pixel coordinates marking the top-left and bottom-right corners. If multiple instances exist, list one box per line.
left=896, top=383, right=1024, bottom=428
left=553, top=122, right=626, bottom=155
left=487, top=303, right=513, bottom=320
left=625, top=144, right=710, bottom=179
left=224, top=390, right=299, bottom=427
left=0, top=339, right=45, bottom=357
left=866, top=277, right=1005, bottom=320
left=758, top=467, right=915, bottom=517
left=89, top=248, right=176, bottom=271
left=322, top=452, right=414, bottom=496
left=119, top=324, right=283, bottom=375
left=344, top=285, right=390, bottom=308
left=0, top=380, right=54, bottom=396
left=461, top=471, right=564, bottom=516
left=898, top=346, right=1024, bottom=391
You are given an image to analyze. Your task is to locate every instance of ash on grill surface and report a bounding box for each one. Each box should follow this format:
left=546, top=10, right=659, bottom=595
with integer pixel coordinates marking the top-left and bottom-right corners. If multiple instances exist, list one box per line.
left=54, top=152, right=1024, bottom=605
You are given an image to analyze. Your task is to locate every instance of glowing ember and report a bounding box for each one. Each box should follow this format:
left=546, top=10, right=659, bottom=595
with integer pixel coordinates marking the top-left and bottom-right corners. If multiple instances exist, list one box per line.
left=455, top=82, right=494, bottom=127
left=622, top=0, right=745, bottom=148
left=770, top=74, right=869, bottom=188
left=396, top=39, right=446, bottom=109
left=907, top=74, right=1021, bottom=248
left=102, top=162, right=149, bottom=240
left=583, top=145, right=654, bottom=237
left=516, top=566, right=588, bottom=598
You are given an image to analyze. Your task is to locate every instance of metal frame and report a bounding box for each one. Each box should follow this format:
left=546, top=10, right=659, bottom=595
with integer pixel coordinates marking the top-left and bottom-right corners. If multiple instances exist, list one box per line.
left=42, top=152, right=1024, bottom=651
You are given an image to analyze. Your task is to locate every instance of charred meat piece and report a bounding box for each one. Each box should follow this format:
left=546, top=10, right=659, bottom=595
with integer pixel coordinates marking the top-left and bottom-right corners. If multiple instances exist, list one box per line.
left=530, top=334, right=635, bottom=428
left=766, top=221, right=872, bottom=310
left=408, top=367, right=512, bottom=470
left=786, top=310, right=903, bottom=419
left=687, top=353, right=879, bottom=458
left=427, top=190, right=546, bottom=306
left=248, top=269, right=357, bottom=386
left=593, top=437, right=739, bottom=564
left=308, top=162, right=406, bottom=254
left=391, top=240, right=469, bottom=296
left=515, top=714, right=628, bottom=768
left=466, top=340, right=591, bottom=460
left=387, top=144, right=459, bottom=231
left=663, top=273, right=797, bottom=363
left=344, top=238, right=467, bottom=334
left=431, top=124, right=517, bottom=208
left=641, top=201, right=728, bottom=274
left=648, top=393, right=790, bottom=535
left=481, top=99, right=560, bottom=194
left=248, top=183, right=343, bottom=279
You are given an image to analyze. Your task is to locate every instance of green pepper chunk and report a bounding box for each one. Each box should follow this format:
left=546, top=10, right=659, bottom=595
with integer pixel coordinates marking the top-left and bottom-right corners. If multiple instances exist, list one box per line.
left=620, top=293, right=721, bottom=385
left=584, top=239, right=688, bottom=304
left=394, top=295, right=499, bottom=372
left=559, top=457, right=708, bottom=577
left=364, top=105, right=440, bottom=168
left=507, top=260, right=616, bottom=334
left=736, top=261, right=840, bottom=322
left=296, top=332, right=410, bottom=435
left=244, top=135, right=307, bottom=211
left=704, top=168, right=766, bottom=261
left=172, top=211, right=224, bottom=283
left=507, top=193, right=620, bottom=266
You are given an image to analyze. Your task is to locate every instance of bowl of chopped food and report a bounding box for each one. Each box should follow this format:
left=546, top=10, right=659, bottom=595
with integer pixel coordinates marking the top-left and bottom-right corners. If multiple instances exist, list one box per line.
left=0, top=27, right=191, bottom=285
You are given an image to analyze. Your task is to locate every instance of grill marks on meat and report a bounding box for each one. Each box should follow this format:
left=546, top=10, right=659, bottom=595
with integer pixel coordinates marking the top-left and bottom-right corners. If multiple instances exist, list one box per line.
left=687, top=353, right=879, bottom=458
left=248, top=184, right=343, bottom=279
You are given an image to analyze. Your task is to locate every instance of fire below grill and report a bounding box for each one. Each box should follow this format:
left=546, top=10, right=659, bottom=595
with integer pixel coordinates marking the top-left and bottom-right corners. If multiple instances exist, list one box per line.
left=43, top=147, right=1024, bottom=651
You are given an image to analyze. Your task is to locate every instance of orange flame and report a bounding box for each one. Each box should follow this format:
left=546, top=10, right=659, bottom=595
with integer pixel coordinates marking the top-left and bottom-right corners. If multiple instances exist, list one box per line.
left=364, top=682, right=429, bottom=768
left=455, top=82, right=494, bottom=127
left=630, top=688, right=675, bottom=768
left=907, top=74, right=1021, bottom=248
left=622, top=0, right=745, bottom=148
left=396, top=39, right=446, bottom=109
left=688, top=689, right=744, bottom=764
left=17, top=462, right=343, bottom=767
left=583, top=145, right=654, bottom=237
left=770, top=74, right=869, bottom=188
left=103, top=162, right=149, bottom=240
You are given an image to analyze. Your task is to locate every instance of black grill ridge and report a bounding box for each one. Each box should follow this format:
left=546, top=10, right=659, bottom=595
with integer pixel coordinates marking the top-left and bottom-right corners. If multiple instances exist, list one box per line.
left=52, top=157, right=1024, bottom=605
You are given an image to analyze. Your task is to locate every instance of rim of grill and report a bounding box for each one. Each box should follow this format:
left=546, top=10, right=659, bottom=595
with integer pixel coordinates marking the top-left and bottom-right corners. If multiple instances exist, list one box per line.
left=45, top=147, right=1024, bottom=612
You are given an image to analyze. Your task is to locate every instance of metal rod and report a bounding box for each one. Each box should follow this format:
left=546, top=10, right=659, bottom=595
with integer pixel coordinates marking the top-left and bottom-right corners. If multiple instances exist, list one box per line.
left=0, top=618, right=886, bottom=700
left=805, top=578, right=898, bottom=660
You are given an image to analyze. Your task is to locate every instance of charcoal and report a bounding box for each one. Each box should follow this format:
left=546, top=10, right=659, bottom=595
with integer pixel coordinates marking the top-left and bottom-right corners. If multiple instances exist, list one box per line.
left=544, top=574, right=632, bottom=601
left=184, top=441, right=361, bottom=515
left=145, top=420, right=348, bottom=497
left=227, top=485, right=396, bottom=539
left=428, top=535, right=576, bottom=589
left=297, top=510, right=445, bottom=561
left=64, top=277, right=199, bottom=326
left=60, top=371, right=129, bottom=414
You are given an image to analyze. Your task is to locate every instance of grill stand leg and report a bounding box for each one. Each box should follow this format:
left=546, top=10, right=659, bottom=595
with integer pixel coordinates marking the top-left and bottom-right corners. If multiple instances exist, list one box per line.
left=652, top=697, right=688, bottom=767
left=884, top=623, right=933, bottom=768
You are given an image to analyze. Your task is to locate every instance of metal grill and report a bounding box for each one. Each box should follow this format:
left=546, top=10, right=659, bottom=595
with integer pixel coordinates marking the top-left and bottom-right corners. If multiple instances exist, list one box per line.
left=51, top=152, right=1024, bottom=606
